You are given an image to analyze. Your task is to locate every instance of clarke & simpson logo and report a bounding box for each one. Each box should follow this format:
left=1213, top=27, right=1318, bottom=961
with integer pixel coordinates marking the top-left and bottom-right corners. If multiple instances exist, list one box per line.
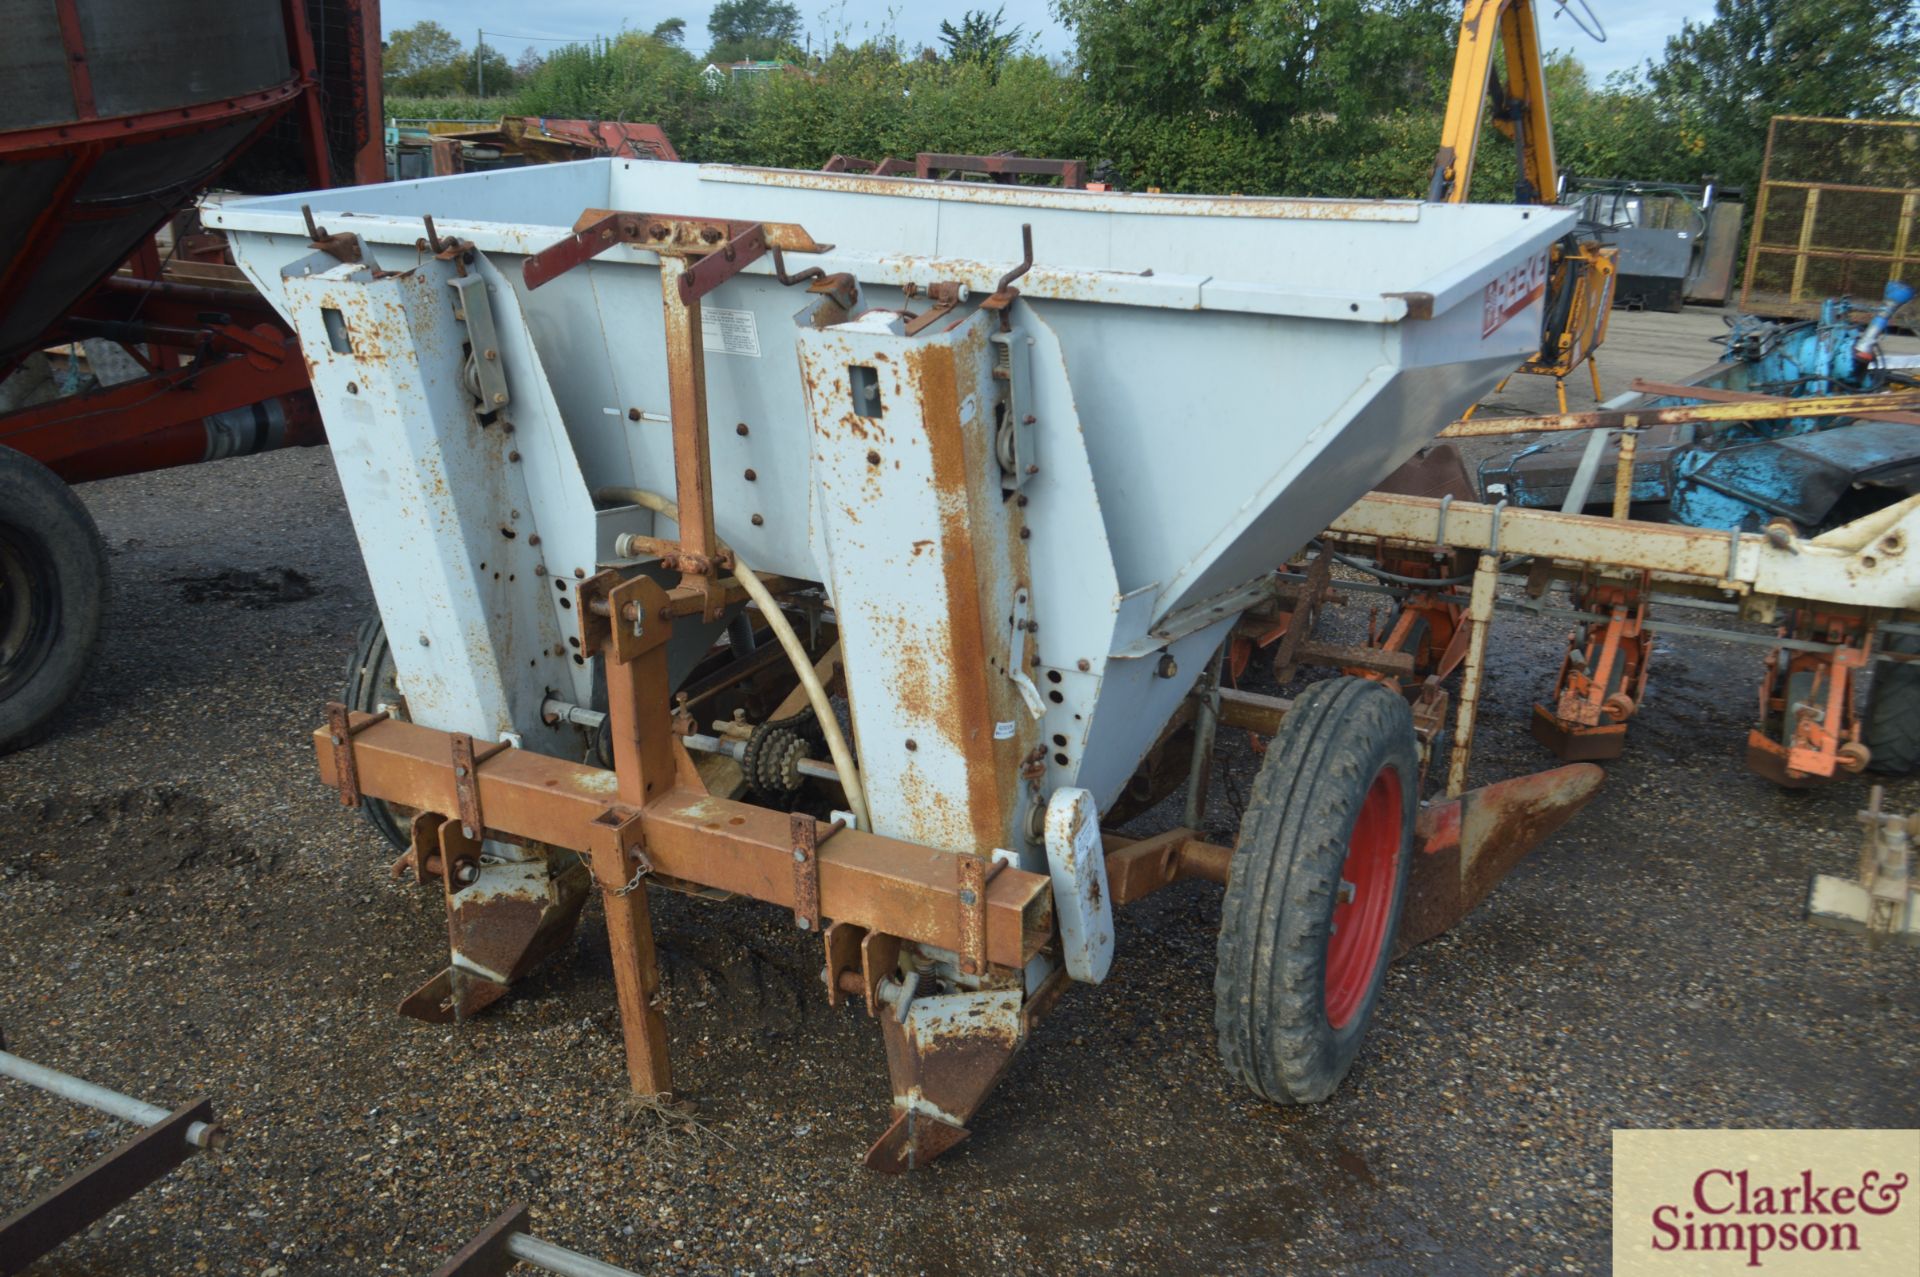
left=1649, top=1167, right=1909, bottom=1267
left=1614, top=1130, right=1919, bottom=1275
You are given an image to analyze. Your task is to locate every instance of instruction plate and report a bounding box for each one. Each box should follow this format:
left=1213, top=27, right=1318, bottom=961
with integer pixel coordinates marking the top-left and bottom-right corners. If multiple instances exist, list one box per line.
left=702, top=306, right=761, bottom=357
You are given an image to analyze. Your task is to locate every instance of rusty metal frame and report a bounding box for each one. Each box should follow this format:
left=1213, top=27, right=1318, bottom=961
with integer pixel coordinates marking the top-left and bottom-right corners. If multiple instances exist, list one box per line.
left=1740, top=115, right=1919, bottom=318
left=0, top=1098, right=215, bottom=1274
left=914, top=153, right=1088, bottom=189
left=1441, top=389, right=1920, bottom=438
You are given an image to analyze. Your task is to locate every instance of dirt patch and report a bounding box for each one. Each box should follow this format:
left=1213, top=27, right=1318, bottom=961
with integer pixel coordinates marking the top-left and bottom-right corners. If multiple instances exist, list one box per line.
left=0, top=786, right=268, bottom=895
left=169, top=567, right=319, bottom=609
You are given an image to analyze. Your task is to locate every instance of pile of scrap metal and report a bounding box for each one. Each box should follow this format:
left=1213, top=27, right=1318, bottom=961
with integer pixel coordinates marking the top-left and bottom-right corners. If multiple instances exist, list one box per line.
left=1561, top=176, right=1745, bottom=311
left=392, top=117, right=679, bottom=181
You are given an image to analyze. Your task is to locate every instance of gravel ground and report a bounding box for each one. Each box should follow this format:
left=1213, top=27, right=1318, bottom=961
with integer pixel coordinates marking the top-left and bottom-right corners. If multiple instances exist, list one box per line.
left=3, top=310, right=1918, bottom=1275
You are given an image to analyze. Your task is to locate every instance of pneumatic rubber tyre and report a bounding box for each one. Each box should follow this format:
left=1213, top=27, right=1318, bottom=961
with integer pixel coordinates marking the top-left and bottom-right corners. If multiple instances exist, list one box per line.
left=1864, top=632, right=1920, bottom=774
left=343, top=615, right=414, bottom=851
left=1215, top=676, right=1418, bottom=1104
left=0, top=447, right=108, bottom=755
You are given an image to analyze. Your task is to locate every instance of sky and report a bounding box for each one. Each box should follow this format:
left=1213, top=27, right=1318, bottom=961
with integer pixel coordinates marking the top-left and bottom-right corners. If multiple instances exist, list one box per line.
left=382, top=1, right=1723, bottom=85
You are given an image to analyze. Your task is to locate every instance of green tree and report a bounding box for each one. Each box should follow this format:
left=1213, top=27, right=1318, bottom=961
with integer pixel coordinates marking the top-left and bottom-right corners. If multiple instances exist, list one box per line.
left=385, top=20, right=468, bottom=96
left=707, top=0, right=803, bottom=62
left=472, top=40, right=517, bottom=96
left=1644, top=0, right=1920, bottom=193
left=510, top=33, right=702, bottom=123
left=653, top=18, right=688, bottom=47
left=940, top=8, right=1025, bottom=73
left=1053, top=1, right=1455, bottom=133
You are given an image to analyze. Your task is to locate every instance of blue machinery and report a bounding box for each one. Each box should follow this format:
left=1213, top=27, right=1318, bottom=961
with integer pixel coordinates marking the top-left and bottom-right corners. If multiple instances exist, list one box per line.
left=1483, top=282, right=1919, bottom=534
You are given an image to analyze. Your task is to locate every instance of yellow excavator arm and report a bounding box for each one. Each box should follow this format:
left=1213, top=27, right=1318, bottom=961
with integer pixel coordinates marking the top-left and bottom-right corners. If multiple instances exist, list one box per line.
left=1432, top=0, right=1617, bottom=413
left=1429, top=0, right=1560, bottom=205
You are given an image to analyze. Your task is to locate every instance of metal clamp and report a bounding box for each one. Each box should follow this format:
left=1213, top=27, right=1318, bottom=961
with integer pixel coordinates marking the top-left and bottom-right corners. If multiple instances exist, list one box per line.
left=790, top=815, right=846, bottom=932
left=324, top=701, right=388, bottom=808
left=449, top=733, right=511, bottom=840
left=954, top=852, right=1006, bottom=976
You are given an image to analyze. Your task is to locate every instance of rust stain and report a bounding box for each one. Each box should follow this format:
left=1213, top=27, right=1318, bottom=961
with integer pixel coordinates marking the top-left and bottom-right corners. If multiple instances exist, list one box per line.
left=908, top=332, right=1034, bottom=854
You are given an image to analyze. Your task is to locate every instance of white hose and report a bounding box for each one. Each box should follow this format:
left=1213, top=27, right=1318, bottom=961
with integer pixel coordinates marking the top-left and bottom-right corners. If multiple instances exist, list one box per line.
left=592, top=487, right=870, bottom=831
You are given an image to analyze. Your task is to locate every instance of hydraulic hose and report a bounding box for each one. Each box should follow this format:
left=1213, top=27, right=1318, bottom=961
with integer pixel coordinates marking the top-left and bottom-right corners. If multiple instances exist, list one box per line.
left=591, top=487, right=870, bottom=832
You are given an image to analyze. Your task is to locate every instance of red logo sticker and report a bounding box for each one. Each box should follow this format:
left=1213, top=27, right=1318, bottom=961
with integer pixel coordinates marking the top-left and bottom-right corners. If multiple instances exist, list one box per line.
left=1482, top=251, right=1549, bottom=337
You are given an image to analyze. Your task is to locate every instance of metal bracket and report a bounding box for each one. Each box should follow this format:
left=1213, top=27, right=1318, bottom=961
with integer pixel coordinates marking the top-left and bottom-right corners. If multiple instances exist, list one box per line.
left=955, top=852, right=1002, bottom=976
left=588, top=806, right=651, bottom=892
left=991, top=327, right=1037, bottom=491
left=790, top=815, right=846, bottom=932
left=1006, top=587, right=1045, bottom=718
left=448, top=273, right=510, bottom=411
left=791, top=812, right=822, bottom=932
left=903, top=281, right=966, bottom=336
left=300, top=204, right=362, bottom=264
left=449, top=733, right=510, bottom=841
left=324, top=701, right=388, bottom=808
left=522, top=209, right=826, bottom=293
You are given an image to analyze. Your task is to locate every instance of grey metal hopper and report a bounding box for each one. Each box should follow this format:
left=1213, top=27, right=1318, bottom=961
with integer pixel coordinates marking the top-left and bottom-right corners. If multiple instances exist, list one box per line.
left=210, top=159, right=1572, bottom=852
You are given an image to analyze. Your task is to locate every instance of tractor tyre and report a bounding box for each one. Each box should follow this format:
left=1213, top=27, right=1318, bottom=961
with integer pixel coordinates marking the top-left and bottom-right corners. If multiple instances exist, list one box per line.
left=1215, top=676, right=1417, bottom=1104
left=1865, top=632, right=1920, bottom=774
left=343, top=614, right=414, bottom=850
left=0, top=447, right=108, bottom=754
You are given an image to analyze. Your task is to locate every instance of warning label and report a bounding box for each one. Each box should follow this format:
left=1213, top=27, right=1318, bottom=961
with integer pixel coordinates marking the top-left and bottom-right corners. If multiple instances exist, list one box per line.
left=701, top=306, right=761, bottom=357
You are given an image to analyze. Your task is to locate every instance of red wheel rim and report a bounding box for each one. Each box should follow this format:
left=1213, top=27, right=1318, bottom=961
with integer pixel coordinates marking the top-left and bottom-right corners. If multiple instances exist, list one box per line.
left=1325, top=764, right=1403, bottom=1030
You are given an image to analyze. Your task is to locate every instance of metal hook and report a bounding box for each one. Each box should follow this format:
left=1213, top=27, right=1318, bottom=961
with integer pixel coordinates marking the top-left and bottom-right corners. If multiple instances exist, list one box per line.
left=996, top=223, right=1034, bottom=295
left=771, top=247, right=825, bottom=288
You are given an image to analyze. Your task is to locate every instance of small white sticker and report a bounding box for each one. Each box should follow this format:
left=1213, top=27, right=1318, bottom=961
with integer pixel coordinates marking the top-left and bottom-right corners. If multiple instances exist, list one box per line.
left=701, top=306, right=761, bottom=357
left=994, top=720, right=1016, bottom=739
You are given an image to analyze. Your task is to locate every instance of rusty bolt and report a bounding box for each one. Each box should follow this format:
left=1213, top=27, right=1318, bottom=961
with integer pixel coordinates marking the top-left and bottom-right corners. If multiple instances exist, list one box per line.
left=573, top=568, right=586, bottom=579
left=346, top=382, right=359, bottom=395
left=701, top=226, right=723, bottom=244
left=1025, top=464, right=1039, bottom=476
left=600, top=227, right=614, bottom=242
left=492, top=392, right=508, bottom=405
left=1016, top=494, right=1029, bottom=508
left=508, top=450, right=521, bottom=462
left=1156, top=654, right=1178, bottom=679
left=1023, top=414, right=1036, bottom=425
left=905, top=739, right=917, bottom=751
left=648, top=225, right=669, bottom=241
left=534, top=565, right=547, bottom=577
left=628, top=408, right=642, bottom=421
left=1077, top=658, right=1091, bottom=672
left=866, top=450, right=881, bottom=465
left=418, top=635, right=431, bottom=647
left=736, top=422, right=749, bottom=436
left=751, top=513, right=765, bottom=526
left=527, top=534, right=540, bottom=546
left=1019, top=526, right=1031, bottom=540
left=744, top=468, right=757, bottom=481
left=484, top=348, right=498, bottom=361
